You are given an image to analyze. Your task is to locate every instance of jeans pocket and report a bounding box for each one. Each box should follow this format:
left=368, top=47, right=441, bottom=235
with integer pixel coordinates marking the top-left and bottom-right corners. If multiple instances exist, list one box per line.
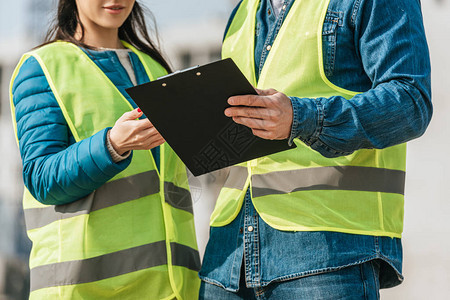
left=322, top=11, right=342, bottom=77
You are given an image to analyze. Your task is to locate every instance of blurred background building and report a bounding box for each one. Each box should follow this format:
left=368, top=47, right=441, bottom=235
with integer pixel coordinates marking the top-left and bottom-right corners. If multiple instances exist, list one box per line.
left=0, top=0, right=449, bottom=299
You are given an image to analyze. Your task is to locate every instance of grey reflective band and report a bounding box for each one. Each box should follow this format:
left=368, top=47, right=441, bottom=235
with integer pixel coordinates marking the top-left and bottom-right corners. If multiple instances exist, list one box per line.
left=30, top=241, right=200, bottom=292
left=24, top=170, right=160, bottom=230
left=30, top=241, right=166, bottom=292
left=252, top=166, right=406, bottom=198
left=164, top=182, right=193, bottom=214
left=171, top=243, right=201, bottom=271
left=223, top=166, right=248, bottom=190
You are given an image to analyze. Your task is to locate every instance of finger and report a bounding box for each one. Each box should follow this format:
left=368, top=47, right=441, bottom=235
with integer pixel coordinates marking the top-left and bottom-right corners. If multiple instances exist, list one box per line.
left=149, top=137, right=166, bottom=148
left=251, top=129, right=276, bottom=140
left=255, top=88, right=278, bottom=96
left=139, top=126, right=162, bottom=139
left=225, top=106, right=269, bottom=119
left=228, top=95, right=270, bottom=108
left=133, top=118, right=154, bottom=129
left=147, top=118, right=157, bottom=127
left=131, top=129, right=160, bottom=147
left=140, top=136, right=166, bottom=150
left=119, top=108, right=143, bottom=122
left=232, top=116, right=269, bottom=130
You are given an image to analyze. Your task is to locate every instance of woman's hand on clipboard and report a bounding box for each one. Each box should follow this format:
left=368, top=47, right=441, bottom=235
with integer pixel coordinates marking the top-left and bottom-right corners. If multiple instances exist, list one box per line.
left=109, top=108, right=165, bottom=155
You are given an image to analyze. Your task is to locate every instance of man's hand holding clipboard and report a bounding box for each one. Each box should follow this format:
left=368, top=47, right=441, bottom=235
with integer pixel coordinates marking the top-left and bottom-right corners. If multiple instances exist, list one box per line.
left=225, top=88, right=294, bottom=141
left=126, top=58, right=296, bottom=176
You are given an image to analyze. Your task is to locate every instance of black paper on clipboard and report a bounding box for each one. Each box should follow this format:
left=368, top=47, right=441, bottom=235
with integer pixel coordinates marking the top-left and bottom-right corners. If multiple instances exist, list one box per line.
left=126, top=58, right=296, bottom=176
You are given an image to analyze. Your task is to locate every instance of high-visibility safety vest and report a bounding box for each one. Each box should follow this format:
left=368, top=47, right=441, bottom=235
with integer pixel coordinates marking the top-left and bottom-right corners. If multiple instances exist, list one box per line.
left=215, top=0, right=406, bottom=238
left=9, top=41, right=200, bottom=300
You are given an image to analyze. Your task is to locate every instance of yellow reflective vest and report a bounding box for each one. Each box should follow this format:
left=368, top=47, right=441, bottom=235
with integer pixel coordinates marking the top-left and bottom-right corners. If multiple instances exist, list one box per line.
left=10, top=41, right=200, bottom=300
left=212, top=0, right=406, bottom=238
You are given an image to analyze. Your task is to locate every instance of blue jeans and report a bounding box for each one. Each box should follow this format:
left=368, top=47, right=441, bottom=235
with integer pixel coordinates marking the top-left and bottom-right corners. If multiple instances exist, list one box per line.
left=199, top=260, right=381, bottom=300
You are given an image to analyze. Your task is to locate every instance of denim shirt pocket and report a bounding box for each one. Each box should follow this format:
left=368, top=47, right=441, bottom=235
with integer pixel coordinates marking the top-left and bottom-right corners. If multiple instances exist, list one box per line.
left=322, top=11, right=342, bottom=77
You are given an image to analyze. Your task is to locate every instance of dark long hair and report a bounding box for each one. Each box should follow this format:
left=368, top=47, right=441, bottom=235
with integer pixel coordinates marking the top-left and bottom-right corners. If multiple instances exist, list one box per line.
left=43, top=0, right=172, bottom=72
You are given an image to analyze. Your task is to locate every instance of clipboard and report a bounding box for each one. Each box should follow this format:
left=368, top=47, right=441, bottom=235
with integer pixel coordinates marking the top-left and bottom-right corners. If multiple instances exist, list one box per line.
left=126, top=58, right=296, bottom=176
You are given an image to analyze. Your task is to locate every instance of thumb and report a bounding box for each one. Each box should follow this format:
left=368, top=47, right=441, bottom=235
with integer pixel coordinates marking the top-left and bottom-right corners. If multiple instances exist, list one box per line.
left=120, top=108, right=143, bottom=121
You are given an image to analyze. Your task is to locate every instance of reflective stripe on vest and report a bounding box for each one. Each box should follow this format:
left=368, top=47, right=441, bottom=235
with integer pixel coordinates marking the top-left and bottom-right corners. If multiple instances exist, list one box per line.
left=252, top=166, right=406, bottom=197
left=10, top=41, right=200, bottom=299
left=23, top=171, right=193, bottom=230
left=214, top=0, right=406, bottom=238
left=30, top=241, right=200, bottom=292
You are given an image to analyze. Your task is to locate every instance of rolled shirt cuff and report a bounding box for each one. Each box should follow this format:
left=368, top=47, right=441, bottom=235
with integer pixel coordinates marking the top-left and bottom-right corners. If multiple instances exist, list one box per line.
left=288, top=96, right=323, bottom=146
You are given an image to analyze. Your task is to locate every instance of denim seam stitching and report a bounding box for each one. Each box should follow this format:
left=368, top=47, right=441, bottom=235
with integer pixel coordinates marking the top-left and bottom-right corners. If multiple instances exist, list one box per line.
left=288, top=97, right=300, bottom=144
left=301, top=99, right=324, bottom=146
left=254, top=214, right=260, bottom=284
left=325, top=10, right=344, bottom=26
left=361, top=263, right=369, bottom=300
left=374, top=236, right=380, bottom=253
left=375, top=254, right=404, bottom=283
left=259, top=255, right=381, bottom=286
left=311, top=138, right=353, bottom=156
left=245, top=199, right=262, bottom=287
left=328, top=32, right=336, bottom=77
left=244, top=197, right=252, bottom=286
left=199, top=277, right=230, bottom=291
left=228, top=219, right=243, bottom=289
left=370, top=261, right=381, bottom=300
left=257, top=0, right=290, bottom=79
left=226, top=199, right=246, bottom=290
left=351, top=0, right=363, bottom=27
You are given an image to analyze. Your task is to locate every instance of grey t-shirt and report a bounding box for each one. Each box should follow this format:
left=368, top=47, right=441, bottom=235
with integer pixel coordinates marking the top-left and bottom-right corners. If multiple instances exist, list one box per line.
left=114, top=49, right=137, bottom=86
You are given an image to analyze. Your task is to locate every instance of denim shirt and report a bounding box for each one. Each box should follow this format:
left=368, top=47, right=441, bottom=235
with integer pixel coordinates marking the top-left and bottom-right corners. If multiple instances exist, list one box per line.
left=200, top=0, right=431, bottom=291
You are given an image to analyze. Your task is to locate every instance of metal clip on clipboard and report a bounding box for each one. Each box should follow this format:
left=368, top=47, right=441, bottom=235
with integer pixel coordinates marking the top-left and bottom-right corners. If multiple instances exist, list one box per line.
left=158, top=65, right=200, bottom=81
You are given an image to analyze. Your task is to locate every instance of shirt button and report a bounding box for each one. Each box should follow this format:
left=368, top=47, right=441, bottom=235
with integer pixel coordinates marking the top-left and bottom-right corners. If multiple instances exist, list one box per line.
left=248, top=226, right=254, bottom=232
left=266, top=45, right=272, bottom=51
left=282, top=4, right=287, bottom=10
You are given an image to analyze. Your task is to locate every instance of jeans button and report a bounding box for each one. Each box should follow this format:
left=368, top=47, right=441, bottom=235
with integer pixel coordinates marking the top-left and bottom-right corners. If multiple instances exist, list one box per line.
left=248, top=226, right=254, bottom=232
